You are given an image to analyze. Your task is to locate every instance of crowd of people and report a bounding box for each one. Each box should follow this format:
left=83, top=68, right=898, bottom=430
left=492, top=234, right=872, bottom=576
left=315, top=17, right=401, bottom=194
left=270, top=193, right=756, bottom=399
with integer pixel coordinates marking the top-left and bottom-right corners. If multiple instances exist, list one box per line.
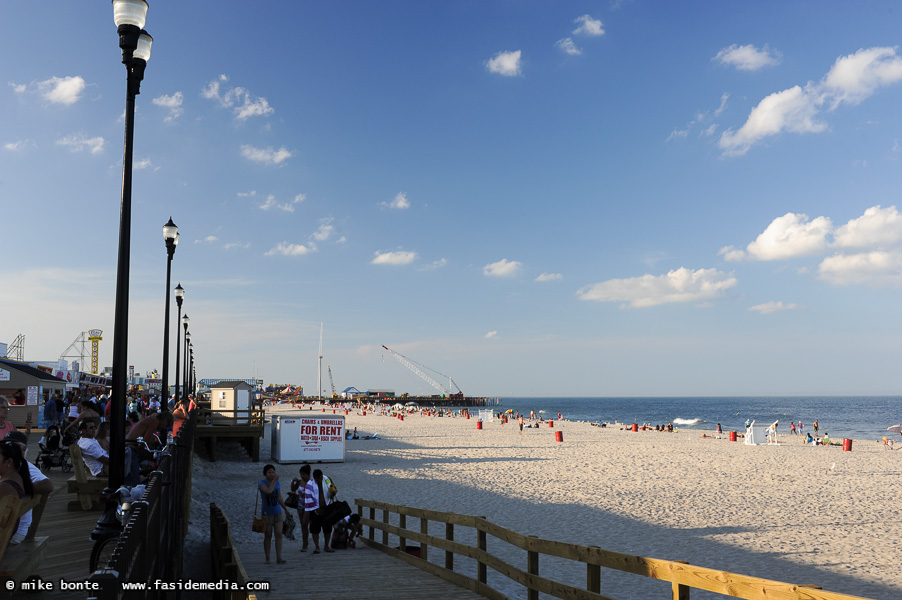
left=256, top=462, right=361, bottom=564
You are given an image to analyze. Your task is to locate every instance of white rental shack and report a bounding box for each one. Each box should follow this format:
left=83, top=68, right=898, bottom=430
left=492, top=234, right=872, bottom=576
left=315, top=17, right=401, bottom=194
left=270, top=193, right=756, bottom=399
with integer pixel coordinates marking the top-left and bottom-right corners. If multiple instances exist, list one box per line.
left=272, top=412, right=346, bottom=463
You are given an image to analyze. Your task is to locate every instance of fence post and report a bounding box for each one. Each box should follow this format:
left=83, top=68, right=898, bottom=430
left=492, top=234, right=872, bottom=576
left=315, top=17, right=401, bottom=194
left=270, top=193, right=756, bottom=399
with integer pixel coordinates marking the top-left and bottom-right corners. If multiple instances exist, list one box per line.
left=477, top=517, right=487, bottom=584
left=445, top=522, right=454, bottom=570
left=672, top=560, right=690, bottom=600
left=382, top=508, right=389, bottom=546
left=527, top=535, right=539, bottom=600
left=587, top=545, right=601, bottom=594
left=420, top=517, right=429, bottom=561
left=369, top=506, right=375, bottom=541
left=399, top=512, right=407, bottom=553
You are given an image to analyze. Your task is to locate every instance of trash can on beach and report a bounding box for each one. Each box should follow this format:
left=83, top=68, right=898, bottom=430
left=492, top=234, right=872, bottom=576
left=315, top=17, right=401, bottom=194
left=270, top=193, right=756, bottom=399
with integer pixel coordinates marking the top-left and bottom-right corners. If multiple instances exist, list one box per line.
left=631, top=423, right=638, bottom=432
left=548, top=420, right=554, bottom=428
left=554, top=431, right=563, bottom=442
left=477, top=421, right=483, bottom=430
left=729, top=431, right=737, bottom=442
left=843, top=438, right=852, bottom=451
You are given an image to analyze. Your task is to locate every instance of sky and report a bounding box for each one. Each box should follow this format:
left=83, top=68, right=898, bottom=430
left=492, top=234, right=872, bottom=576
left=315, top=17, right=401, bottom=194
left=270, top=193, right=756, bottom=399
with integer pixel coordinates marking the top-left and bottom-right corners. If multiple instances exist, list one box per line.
left=2, top=1, right=902, bottom=398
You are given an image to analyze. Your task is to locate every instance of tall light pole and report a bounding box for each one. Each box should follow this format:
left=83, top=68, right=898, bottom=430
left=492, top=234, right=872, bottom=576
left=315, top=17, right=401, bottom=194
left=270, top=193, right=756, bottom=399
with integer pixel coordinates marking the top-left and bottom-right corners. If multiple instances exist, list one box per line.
left=188, top=344, right=195, bottom=397
left=173, top=284, right=184, bottom=408
left=161, top=218, right=178, bottom=404
left=180, top=315, right=189, bottom=403
left=184, top=330, right=192, bottom=398
left=110, top=0, right=152, bottom=491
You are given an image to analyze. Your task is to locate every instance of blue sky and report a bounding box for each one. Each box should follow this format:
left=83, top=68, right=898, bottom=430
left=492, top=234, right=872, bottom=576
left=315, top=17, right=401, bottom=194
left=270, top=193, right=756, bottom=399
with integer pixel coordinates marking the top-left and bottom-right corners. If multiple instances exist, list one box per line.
left=2, top=2, right=901, bottom=397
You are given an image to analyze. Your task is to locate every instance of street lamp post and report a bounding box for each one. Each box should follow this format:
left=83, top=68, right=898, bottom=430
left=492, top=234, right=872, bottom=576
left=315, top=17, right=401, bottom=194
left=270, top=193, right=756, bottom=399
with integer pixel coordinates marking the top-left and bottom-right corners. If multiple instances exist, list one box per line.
left=180, top=315, right=189, bottom=402
left=110, top=0, right=152, bottom=491
left=160, top=218, right=178, bottom=406
left=189, top=344, right=195, bottom=396
left=184, top=332, right=192, bottom=396
left=173, top=284, right=184, bottom=407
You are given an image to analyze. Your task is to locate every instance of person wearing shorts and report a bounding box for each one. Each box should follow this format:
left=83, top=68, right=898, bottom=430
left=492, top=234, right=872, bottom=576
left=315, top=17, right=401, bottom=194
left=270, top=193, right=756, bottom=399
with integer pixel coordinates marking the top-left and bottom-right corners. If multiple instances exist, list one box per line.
left=259, top=464, right=288, bottom=564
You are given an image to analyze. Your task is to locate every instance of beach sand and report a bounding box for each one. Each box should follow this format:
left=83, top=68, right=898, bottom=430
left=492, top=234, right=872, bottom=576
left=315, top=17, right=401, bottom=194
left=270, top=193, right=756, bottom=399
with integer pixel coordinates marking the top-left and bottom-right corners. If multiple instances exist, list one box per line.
left=185, top=404, right=901, bottom=599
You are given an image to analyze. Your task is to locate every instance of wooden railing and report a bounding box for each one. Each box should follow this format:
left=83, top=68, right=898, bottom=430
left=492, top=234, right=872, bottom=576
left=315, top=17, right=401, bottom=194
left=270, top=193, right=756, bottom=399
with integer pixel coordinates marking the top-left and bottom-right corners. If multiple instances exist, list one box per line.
left=196, top=405, right=265, bottom=427
left=210, top=503, right=256, bottom=600
left=354, top=498, right=874, bottom=600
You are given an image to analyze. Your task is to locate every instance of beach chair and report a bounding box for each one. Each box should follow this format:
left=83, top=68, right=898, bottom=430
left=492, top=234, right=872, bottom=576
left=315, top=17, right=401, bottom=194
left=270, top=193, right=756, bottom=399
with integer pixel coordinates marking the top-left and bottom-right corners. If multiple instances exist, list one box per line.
left=744, top=420, right=769, bottom=445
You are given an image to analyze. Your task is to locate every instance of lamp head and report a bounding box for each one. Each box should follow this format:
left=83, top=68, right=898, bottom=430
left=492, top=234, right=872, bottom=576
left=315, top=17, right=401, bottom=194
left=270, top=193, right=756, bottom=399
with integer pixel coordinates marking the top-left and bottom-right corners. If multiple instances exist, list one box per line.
left=174, top=283, right=185, bottom=305
left=112, top=0, right=148, bottom=29
left=182, top=314, right=190, bottom=328
left=163, top=217, right=178, bottom=250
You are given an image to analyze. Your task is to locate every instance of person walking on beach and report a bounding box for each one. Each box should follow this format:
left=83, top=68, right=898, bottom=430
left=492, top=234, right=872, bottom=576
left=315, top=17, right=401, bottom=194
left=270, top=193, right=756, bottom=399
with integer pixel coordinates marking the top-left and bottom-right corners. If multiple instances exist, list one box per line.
left=813, top=419, right=819, bottom=435
left=259, top=464, right=288, bottom=564
left=518, top=415, right=524, bottom=435
left=790, top=422, right=796, bottom=435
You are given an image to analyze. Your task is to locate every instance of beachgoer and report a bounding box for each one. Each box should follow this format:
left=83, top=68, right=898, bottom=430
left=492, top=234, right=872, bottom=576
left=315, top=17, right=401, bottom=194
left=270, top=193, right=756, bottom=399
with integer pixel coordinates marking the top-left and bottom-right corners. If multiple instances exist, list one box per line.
left=0, top=440, right=33, bottom=519
left=124, top=412, right=173, bottom=485
left=518, top=415, right=524, bottom=435
left=790, top=422, right=796, bottom=435
left=330, top=513, right=362, bottom=549
left=805, top=432, right=814, bottom=445
left=43, top=396, right=59, bottom=430
left=715, top=423, right=722, bottom=434
left=259, top=464, right=288, bottom=564
left=813, top=419, right=819, bottom=435
left=4, top=431, right=53, bottom=544
left=64, top=400, right=101, bottom=436
left=305, top=468, right=334, bottom=553
left=77, top=420, right=109, bottom=477
left=291, top=464, right=312, bottom=551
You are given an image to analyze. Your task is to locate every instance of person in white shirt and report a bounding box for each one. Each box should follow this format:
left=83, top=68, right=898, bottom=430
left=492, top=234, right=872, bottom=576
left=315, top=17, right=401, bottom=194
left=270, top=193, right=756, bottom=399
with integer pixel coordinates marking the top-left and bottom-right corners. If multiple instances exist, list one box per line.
left=4, top=431, right=53, bottom=544
left=77, top=420, right=109, bottom=476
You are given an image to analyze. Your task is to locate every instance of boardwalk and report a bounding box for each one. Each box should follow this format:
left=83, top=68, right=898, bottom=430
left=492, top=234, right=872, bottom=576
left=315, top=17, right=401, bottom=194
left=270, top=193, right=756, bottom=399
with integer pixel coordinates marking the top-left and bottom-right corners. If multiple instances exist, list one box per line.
left=235, top=538, right=484, bottom=599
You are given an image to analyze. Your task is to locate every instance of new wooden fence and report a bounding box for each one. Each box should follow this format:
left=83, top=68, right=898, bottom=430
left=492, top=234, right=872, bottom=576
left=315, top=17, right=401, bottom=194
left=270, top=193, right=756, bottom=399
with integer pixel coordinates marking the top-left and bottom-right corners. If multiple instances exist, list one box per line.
left=354, top=498, right=874, bottom=600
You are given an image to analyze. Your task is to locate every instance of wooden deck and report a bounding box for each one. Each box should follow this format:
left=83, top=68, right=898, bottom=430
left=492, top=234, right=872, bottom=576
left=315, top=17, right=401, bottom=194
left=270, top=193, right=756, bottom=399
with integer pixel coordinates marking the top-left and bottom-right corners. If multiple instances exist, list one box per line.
left=235, top=538, right=485, bottom=599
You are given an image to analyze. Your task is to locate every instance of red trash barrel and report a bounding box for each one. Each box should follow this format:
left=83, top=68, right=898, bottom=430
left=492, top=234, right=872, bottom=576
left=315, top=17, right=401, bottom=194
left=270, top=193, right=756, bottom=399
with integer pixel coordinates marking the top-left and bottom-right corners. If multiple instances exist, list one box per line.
left=322, top=408, right=325, bottom=412
left=548, top=420, right=554, bottom=428
left=363, top=411, right=366, bottom=416
left=466, top=413, right=470, bottom=420
left=843, top=438, right=852, bottom=452
left=554, top=431, right=563, bottom=442
left=631, top=423, right=638, bottom=432
left=729, top=431, right=737, bottom=442
left=477, top=421, right=483, bottom=430
left=400, top=415, right=404, bottom=421
left=333, top=409, right=336, bottom=414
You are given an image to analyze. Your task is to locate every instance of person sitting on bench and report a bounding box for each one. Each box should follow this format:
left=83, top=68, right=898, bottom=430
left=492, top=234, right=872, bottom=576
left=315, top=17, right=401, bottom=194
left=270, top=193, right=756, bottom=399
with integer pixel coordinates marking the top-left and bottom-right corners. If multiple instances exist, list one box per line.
left=77, top=420, right=109, bottom=477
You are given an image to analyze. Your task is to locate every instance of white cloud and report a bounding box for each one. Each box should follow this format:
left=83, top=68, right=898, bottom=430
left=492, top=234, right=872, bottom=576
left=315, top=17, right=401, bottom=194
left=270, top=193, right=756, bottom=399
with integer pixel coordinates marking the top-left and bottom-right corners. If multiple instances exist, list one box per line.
left=224, top=241, right=251, bottom=250
left=718, top=246, right=747, bottom=262
left=720, top=47, right=902, bottom=156
left=572, top=15, right=604, bottom=36
left=372, top=251, right=417, bottom=265
left=237, top=190, right=257, bottom=197
left=195, top=235, right=218, bottom=244
left=483, top=258, right=522, bottom=278
left=714, top=44, right=781, bottom=71
left=133, top=158, right=153, bottom=170
left=818, top=251, right=902, bottom=287
left=203, top=75, right=274, bottom=120
left=834, top=205, right=902, bottom=248
left=382, top=192, right=410, bottom=209
left=419, top=258, right=447, bottom=271
left=241, top=145, right=292, bottom=166
left=265, top=242, right=314, bottom=256
left=484, top=331, right=498, bottom=339
left=152, top=91, right=184, bottom=122
left=37, top=76, right=86, bottom=105
left=311, top=217, right=334, bottom=242
left=4, top=140, right=35, bottom=151
left=535, top=273, right=563, bottom=282
left=748, top=301, right=800, bottom=314
left=556, top=38, right=581, bottom=56
left=668, top=93, right=728, bottom=142
left=739, top=213, right=833, bottom=261
left=486, top=51, right=522, bottom=77
left=9, top=83, right=26, bottom=94
left=259, top=193, right=304, bottom=212
left=576, top=267, right=737, bottom=308
left=56, top=133, right=104, bottom=154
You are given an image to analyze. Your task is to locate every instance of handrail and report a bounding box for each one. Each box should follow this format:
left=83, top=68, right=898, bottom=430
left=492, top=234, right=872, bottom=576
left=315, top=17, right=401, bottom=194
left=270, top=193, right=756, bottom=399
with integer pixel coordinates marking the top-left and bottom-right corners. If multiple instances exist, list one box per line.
left=354, top=498, right=874, bottom=600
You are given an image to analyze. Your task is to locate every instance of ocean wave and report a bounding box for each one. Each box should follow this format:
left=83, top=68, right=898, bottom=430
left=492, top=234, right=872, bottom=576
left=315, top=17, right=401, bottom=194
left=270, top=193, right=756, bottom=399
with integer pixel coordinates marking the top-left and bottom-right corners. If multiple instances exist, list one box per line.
left=673, top=418, right=703, bottom=426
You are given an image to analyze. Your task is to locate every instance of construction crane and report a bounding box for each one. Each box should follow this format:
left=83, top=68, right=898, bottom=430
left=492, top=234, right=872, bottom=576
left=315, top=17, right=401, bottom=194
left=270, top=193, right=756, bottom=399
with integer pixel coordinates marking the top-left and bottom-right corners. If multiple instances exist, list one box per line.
left=328, top=365, right=337, bottom=398
left=381, top=345, right=463, bottom=397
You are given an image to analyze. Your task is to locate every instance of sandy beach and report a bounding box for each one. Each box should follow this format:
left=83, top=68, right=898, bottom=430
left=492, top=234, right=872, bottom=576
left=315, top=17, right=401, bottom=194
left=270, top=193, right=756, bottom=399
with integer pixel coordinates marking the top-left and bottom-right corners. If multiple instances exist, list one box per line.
left=185, top=404, right=901, bottom=599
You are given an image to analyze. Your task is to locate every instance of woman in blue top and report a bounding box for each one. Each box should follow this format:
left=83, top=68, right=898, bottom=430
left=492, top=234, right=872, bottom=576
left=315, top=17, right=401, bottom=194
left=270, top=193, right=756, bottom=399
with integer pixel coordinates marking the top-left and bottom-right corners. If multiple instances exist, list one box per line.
left=259, top=464, right=288, bottom=564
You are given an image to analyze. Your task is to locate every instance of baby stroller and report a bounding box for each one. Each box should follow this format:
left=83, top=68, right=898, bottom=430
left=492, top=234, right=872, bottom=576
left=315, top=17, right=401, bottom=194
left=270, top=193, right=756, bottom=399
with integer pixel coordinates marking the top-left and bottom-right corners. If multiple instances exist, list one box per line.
left=34, top=425, right=72, bottom=472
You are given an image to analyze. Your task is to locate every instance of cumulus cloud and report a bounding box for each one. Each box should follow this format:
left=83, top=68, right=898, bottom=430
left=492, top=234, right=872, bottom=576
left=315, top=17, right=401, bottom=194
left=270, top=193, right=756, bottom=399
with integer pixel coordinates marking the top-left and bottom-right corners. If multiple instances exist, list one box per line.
left=486, top=51, right=522, bottom=77
left=265, top=242, right=314, bottom=256
left=833, top=205, right=902, bottom=248
left=748, top=301, right=800, bottom=314
left=372, top=250, right=417, bottom=265
left=311, top=217, right=334, bottom=242
left=572, top=15, right=604, bottom=36
left=382, top=192, right=410, bottom=209
left=419, top=258, right=447, bottom=271
left=241, top=145, right=292, bottom=166
left=576, top=267, right=737, bottom=308
left=483, top=258, right=522, bottom=278
left=714, top=44, right=781, bottom=71
left=722, top=212, right=832, bottom=261
left=56, top=134, right=104, bottom=154
left=556, top=38, right=581, bottom=56
left=818, top=251, right=902, bottom=287
left=258, top=193, right=304, bottom=212
left=484, top=331, right=498, bottom=339
left=720, top=47, right=902, bottom=155
left=535, top=273, right=563, bottom=282
left=202, top=74, right=274, bottom=120
left=4, top=140, right=36, bottom=151
left=152, top=91, right=184, bottom=122
left=195, top=235, right=219, bottom=244
left=36, top=76, right=86, bottom=105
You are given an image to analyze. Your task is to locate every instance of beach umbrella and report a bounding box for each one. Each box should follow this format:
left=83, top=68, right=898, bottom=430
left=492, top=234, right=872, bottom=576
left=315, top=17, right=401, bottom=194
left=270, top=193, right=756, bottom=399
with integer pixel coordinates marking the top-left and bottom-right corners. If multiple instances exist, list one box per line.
left=887, top=424, right=902, bottom=434
left=405, top=401, right=418, bottom=406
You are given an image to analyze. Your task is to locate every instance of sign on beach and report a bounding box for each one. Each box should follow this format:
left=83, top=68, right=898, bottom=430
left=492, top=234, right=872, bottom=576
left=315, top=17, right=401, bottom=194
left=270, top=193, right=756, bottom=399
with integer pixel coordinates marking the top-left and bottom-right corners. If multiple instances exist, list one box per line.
left=271, top=413, right=346, bottom=463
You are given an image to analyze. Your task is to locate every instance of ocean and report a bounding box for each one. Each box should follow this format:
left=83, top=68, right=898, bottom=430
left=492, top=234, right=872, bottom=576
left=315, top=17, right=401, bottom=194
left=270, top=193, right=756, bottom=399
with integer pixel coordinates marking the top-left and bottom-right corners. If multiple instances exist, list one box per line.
left=496, top=396, right=902, bottom=441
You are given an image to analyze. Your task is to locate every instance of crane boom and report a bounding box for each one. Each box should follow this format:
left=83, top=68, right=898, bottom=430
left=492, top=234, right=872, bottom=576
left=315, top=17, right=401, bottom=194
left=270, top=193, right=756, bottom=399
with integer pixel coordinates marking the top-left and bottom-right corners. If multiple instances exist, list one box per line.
left=381, top=345, right=463, bottom=396
left=328, top=365, right=337, bottom=398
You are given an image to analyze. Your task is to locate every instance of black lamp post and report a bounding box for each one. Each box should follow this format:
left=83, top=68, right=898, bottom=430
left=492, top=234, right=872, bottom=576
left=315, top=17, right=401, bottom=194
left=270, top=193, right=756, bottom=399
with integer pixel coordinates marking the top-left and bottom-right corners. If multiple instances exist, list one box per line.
left=184, top=331, right=192, bottom=395
left=189, top=345, right=195, bottom=396
left=110, top=0, right=152, bottom=490
left=160, top=218, right=178, bottom=405
left=173, top=284, right=184, bottom=408
left=180, top=316, right=189, bottom=401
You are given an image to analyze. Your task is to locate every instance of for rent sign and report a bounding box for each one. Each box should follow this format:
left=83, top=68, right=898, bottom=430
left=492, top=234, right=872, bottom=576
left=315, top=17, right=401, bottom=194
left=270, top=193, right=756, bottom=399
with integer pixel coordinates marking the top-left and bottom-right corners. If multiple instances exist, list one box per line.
left=271, top=413, right=346, bottom=463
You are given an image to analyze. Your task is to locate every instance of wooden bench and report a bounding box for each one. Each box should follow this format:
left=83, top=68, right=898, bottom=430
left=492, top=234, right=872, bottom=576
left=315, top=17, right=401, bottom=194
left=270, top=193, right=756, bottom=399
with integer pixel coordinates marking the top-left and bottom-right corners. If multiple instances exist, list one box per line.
left=67, top=444, right=106, bottom=511
left=0, top=493, right=50, bottom=588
